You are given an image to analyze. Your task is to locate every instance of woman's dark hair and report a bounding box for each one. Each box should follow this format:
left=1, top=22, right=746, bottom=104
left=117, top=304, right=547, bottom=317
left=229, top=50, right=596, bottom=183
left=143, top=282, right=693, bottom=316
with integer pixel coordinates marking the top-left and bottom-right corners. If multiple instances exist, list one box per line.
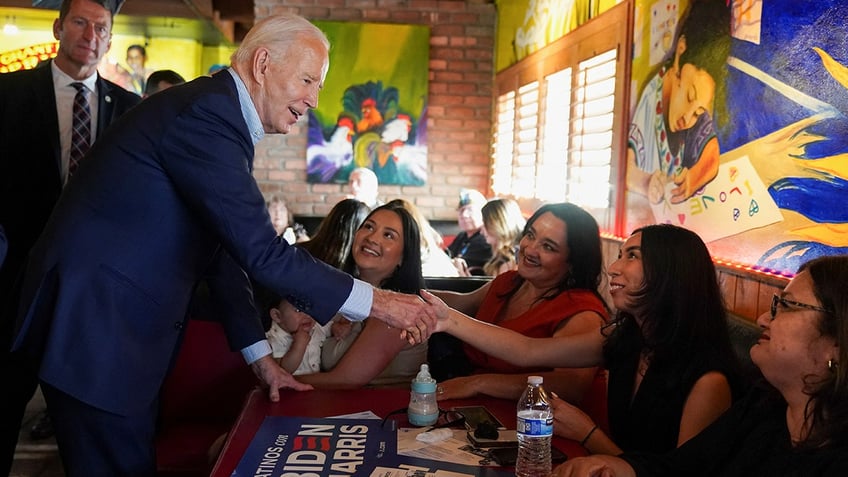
left=797, top=255, right=848, bottom=449
left=300, top=199, right=370, bottom=269
left=673, top=0, right=731, bottom=128
left=342, top=204, right=423, bottom=295
left=501, top=203, right=605, bottom=305
left=605, top=224, right=739, bottom=387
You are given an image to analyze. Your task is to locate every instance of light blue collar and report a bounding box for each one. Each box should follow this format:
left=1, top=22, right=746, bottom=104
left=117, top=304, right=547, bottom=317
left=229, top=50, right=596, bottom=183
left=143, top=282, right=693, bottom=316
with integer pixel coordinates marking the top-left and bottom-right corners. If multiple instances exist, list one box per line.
left=227, top=68, right=264, bottom=146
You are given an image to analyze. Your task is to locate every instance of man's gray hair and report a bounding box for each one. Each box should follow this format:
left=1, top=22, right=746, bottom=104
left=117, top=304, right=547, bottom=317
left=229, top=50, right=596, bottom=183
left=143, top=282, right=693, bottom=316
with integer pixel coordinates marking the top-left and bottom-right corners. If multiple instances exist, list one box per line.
left=231, top=14, right=329, bottom=65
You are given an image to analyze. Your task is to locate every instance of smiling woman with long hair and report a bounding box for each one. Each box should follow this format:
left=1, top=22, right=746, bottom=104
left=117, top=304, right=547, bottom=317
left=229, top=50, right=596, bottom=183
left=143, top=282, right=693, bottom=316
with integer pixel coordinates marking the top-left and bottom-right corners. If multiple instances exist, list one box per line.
left=296, top=204, right=426, bottom=388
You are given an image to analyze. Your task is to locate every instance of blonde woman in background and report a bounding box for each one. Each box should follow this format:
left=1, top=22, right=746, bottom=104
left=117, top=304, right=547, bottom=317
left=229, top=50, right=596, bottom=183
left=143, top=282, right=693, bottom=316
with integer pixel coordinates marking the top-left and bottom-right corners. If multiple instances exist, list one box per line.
left=481, top=198, right=526, bottom=277
left=386, top=199, right=459, bottom=277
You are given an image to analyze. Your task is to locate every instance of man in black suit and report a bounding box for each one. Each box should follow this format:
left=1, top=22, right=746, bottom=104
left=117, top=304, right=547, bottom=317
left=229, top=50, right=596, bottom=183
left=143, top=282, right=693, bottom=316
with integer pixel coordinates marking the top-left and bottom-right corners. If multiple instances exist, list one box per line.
left=0, top=0, right=140, bottom=472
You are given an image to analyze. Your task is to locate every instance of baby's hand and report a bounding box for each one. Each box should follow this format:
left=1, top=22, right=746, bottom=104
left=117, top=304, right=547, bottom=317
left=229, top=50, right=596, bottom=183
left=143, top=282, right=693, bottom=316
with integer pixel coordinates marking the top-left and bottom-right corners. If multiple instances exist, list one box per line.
left=292, top=325, right=311, bottom=343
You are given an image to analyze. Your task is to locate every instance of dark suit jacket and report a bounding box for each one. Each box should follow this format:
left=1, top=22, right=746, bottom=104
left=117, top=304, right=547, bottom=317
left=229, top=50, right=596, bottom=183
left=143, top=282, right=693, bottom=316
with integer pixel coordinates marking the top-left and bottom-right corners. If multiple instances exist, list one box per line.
left=0, top=225, right=6, bottom=269
left=0, top=61, right=140, bottom=346
left=13, top=71, right=354, bottom=415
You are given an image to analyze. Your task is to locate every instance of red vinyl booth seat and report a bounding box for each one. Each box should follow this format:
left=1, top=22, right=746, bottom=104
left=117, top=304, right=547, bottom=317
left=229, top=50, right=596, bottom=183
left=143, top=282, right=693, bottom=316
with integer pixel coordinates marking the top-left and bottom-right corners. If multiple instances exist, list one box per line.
left=155, top=319, right=258, bottom=477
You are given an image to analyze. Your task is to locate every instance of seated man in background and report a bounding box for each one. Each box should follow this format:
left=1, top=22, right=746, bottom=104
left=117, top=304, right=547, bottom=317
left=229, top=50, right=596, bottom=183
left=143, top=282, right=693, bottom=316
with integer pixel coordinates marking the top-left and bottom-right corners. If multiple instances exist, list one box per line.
left=347, top=167, right=383, bottom=209
left=448, top=188, right=493, bottom=276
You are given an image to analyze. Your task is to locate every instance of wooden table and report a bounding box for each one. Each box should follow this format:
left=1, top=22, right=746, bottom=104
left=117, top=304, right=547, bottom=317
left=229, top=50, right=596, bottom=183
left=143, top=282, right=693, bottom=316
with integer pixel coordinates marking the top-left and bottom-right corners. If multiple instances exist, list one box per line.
left=210, top=387, right=586, bottom=476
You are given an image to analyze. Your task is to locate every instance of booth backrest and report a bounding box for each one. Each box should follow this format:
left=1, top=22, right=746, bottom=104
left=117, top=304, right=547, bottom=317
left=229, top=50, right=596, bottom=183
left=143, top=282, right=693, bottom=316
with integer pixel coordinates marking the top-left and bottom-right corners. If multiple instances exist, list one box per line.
left=726, top=312, right=762, bottom=386
left=156, top=319, right=257, bottom=477
left=424, top=276, right=491, bottom=293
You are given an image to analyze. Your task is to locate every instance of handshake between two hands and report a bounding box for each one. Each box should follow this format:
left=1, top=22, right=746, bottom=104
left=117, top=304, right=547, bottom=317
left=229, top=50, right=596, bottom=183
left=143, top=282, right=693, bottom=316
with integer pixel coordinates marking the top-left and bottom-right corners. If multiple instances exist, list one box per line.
left=382, top=290, right=450, bottom=344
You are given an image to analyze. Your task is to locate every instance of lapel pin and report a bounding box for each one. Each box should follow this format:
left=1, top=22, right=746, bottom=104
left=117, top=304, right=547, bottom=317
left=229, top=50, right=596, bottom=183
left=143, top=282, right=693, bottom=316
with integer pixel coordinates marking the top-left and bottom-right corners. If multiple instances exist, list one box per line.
left=105, top=95, right=112, bottom=103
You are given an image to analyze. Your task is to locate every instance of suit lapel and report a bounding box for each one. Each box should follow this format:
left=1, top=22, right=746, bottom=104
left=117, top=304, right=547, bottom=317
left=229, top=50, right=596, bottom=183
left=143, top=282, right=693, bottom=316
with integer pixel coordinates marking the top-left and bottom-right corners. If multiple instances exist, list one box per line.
left=95, top=77, right=115, bottom=139
left=32, top=63, right=62, bottom=173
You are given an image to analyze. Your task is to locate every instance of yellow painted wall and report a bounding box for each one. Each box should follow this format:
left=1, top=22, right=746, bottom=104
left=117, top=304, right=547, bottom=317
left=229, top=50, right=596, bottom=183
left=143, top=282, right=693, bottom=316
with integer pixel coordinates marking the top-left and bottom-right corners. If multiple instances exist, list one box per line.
left=494, top=0, right=621, bottom=71
left=0, top=7, right=235, bottom=79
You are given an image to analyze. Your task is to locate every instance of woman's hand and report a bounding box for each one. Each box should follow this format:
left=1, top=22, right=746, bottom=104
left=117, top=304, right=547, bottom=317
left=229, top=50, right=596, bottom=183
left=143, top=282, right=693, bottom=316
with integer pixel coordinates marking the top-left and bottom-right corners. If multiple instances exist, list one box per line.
left=550, top=392, right=596, bottom=442
left=451, top=257, right=471, bottom=276
left=420, top=290, right=451, bottom=333
left=330, top=317, right=354, bottom=341
left=434, top=376, right=480, bottom=401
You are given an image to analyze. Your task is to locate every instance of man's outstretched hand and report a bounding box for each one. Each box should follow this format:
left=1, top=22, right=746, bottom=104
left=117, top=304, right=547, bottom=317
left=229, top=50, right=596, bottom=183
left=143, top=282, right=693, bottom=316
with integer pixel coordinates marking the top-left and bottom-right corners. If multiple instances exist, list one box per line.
left=250, top=354, right=312, bottom=402
left=370, top=288, right=438, bottom=344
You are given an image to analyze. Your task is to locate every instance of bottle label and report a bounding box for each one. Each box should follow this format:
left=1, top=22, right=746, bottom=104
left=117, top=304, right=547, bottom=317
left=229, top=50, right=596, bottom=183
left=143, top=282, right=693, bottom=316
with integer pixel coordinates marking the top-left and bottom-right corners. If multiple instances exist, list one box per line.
left=516, top=416, right=553, bottom=437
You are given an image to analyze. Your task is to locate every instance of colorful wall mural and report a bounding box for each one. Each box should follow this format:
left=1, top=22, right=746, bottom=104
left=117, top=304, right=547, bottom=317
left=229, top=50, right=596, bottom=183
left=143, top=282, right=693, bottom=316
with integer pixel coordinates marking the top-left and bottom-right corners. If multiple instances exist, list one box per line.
left=306, top=22, right=429, bottom=187
left=494, top=0, right=618, bottom=72
left=625, top=0, right=848, bottom=275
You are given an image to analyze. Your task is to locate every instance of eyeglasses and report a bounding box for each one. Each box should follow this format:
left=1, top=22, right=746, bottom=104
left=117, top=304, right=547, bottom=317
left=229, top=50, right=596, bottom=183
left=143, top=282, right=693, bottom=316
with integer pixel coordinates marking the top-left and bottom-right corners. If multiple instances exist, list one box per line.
left=770, top=294, right=832, bottom=320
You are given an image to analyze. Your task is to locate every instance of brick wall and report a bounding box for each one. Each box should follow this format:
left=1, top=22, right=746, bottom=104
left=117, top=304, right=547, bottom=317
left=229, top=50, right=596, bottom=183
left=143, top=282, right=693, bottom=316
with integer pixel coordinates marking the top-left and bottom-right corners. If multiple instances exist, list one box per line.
left=252, top=0, right=496, bottom=221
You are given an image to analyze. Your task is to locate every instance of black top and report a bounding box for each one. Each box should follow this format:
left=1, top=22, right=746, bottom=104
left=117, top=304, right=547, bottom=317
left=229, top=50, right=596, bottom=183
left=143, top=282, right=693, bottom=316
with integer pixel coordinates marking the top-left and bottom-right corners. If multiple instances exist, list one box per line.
left=447, top=230, right=492, bottom=275
left=606, top=319, right=742, bottom=453
left=622, top=385, right=848, bottom=476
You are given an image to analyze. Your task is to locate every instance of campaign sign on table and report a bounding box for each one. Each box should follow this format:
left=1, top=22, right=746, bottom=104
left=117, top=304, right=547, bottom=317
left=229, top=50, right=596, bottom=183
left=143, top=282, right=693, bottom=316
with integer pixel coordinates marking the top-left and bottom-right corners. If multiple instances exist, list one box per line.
left=231, top=416, right=513, bottom=477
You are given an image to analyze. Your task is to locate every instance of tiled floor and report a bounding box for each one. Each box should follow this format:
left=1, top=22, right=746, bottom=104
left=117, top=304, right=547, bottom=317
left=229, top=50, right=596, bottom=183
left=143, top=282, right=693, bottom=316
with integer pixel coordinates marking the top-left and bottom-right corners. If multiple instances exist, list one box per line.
left=10, top=388, right=64, bottom=477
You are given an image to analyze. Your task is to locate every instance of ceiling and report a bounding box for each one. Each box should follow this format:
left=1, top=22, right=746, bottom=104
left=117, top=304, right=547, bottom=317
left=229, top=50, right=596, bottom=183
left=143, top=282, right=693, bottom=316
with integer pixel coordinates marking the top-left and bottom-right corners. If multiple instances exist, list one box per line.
left=3, top=0, right=254, bottom=44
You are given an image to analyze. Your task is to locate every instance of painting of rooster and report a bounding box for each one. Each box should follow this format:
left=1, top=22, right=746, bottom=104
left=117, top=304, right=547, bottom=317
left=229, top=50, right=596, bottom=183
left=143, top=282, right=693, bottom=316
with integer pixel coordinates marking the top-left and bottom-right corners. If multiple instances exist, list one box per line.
left=307, top=22, right=429, bottom=186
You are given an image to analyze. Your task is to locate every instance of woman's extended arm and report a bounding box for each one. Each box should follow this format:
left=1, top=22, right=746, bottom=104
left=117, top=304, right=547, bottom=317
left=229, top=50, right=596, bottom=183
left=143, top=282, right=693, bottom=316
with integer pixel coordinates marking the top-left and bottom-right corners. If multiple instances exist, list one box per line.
left=296, top=318, right=410, bottom=389
left=435, top=310, right=605, bottom=402
left=422, top=290, right=605, bottom=368
left=427, top=279, right=492, bottom=316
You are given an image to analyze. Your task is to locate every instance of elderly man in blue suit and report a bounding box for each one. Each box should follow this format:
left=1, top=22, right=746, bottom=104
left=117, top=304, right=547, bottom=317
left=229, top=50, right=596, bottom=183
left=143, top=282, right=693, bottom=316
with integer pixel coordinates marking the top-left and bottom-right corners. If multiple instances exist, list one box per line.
left=12, top=12, right=435, bottom=477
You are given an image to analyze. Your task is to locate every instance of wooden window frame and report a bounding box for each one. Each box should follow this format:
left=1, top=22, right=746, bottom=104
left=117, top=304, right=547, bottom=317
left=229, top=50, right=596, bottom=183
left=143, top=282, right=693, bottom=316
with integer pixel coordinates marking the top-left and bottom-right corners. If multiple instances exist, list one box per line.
left=492, top=1, right=633, bottom=235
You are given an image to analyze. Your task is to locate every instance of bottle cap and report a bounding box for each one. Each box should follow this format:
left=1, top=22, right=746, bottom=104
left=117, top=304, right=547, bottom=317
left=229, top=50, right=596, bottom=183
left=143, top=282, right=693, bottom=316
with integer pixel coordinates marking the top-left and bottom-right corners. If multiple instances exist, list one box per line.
left=411, top=364, right=437, bottom=392
left=413, top=364, right=436, bottom=384
left=527, top=375, right=543, bottom=384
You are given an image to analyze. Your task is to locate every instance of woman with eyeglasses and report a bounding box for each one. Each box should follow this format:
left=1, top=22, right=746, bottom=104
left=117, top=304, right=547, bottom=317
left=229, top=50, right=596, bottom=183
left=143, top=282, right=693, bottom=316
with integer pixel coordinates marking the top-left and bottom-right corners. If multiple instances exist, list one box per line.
left=424, top=224, right=743, bottom=456
left=551, top=254, right=848, bottom=477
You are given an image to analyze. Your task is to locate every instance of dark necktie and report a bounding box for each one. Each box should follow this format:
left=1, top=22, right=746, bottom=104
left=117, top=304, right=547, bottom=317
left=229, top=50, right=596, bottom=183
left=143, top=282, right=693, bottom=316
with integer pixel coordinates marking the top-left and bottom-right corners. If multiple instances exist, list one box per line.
left=69, top=82, right=91, bottom=177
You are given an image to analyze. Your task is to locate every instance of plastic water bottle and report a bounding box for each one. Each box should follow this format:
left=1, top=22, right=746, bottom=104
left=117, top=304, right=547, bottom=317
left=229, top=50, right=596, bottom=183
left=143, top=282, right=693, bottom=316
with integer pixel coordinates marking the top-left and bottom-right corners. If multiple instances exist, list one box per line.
left=516, top=375, right=553, bottom=477
left=408, top=364, right=438, bottom=426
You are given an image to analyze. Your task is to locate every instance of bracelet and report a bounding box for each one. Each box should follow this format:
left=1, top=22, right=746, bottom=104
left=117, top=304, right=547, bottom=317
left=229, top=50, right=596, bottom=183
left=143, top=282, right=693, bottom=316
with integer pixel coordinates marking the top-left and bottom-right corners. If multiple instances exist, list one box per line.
left=580, top=424, right=598, bottom=447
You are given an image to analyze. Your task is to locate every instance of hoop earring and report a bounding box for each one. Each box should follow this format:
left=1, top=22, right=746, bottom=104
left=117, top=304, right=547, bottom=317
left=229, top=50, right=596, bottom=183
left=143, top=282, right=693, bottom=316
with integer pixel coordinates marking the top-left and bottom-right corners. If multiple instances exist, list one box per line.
left=828, top=359, right=838, bottom=372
